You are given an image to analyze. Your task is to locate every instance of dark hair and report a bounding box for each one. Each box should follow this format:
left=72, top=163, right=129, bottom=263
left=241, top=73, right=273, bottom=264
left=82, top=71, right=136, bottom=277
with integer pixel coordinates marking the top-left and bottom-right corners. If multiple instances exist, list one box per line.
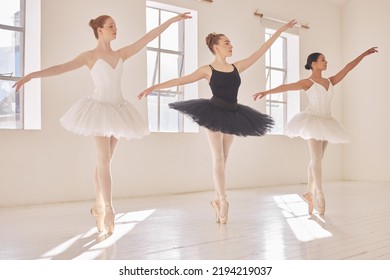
left=89, top=15, right=111, bottom=39
left=205, top=33, right=225, bottom=54
left=305, top=52, right=322, bottom=70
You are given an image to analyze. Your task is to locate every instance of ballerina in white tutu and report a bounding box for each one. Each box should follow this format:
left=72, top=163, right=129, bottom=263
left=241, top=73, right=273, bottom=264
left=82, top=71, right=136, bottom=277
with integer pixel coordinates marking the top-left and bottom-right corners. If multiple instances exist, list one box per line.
left=253, top=47, right=378, bottom=215
left=13, top=12, right=191, bottom=234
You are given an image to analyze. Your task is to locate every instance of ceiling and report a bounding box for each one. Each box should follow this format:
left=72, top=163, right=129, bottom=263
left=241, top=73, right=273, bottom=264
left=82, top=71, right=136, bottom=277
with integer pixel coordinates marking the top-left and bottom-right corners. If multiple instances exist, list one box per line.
left=326, top=0, right=349, bottom=5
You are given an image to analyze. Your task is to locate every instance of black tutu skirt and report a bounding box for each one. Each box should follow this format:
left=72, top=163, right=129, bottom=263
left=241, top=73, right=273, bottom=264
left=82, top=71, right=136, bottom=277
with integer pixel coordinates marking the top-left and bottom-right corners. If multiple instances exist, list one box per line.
left=169, top=96, right=274, bottom=136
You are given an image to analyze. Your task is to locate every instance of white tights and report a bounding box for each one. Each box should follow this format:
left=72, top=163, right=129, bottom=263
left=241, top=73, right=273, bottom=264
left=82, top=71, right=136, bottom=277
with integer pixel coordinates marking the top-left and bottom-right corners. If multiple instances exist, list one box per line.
left=307, top=139, right=328, bottom=200
left=94, top=136, right=119, bottom=210
left=206, top=130, right=234, bottom=215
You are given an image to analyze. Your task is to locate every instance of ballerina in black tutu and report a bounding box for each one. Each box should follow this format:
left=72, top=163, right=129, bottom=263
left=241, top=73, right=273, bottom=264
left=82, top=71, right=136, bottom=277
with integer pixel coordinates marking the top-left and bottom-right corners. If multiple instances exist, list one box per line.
left=138, top=19, right=297, bottom=223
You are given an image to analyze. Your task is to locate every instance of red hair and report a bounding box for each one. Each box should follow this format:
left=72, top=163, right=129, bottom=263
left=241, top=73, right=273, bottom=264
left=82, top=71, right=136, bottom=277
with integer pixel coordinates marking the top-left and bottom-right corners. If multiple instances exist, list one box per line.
left=89, top=15, right=111, bottom=39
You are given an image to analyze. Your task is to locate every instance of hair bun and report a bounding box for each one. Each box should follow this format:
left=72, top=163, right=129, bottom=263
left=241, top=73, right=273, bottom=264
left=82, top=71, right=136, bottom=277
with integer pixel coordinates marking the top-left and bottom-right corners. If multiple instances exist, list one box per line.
left=205, top=33, right=216, bottom=47
left=205, top=32, right=225, bottom=55
left=89, top=19, right=95, bottom=28
left=88, top=15, right=110, bottom=39
left=305, top=52, right=322, bottom=71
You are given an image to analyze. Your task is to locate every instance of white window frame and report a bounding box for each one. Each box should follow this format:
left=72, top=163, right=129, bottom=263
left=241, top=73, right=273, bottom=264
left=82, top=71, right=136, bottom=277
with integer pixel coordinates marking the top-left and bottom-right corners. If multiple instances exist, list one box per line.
left=265, top=29, right=299, bottom=135
left=0, top=0, right=25, bottom=129
left=146, top=1, right=198, bottom=133
left=0, top=0, right=41, bottom=130
left=24, top=0, right=41, bottom=130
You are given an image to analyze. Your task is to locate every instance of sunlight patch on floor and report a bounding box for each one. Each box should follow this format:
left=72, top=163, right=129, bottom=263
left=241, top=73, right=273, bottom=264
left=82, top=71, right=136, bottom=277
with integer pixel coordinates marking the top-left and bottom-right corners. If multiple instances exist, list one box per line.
left=38, top=209, right=156, bottom=260
left=274, top=194, right=332, bottom=242
left=40, top=234, right=83, bottom=259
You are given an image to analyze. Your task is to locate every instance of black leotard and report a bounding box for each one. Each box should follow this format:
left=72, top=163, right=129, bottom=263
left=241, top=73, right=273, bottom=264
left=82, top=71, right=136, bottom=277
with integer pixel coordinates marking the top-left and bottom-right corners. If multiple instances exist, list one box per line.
left=209, top=64, right=240, bottom=104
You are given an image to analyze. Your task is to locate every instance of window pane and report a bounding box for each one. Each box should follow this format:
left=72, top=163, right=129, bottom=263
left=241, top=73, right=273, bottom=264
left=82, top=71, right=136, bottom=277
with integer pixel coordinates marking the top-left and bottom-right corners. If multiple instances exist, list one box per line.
left=270, top=37, right=285, bottom=69
left=146, top=7, right=159, bottom=48
left=0, top=1, right=21, bottom=27
left=267, top=102, right=284, bottom=135
left=160, top=10, right=179, bottom=51
left=146, top=50, right=158, bottom=87
left=0, top=29, right=22, bottom=77
left=267, top=92, right=284, bottom=102
left=0, top=79, right=22, bottom=129
left=160, top=52, right=182, bottom=85
left=270, top=69, right=284, bottom=88
left=147, top=93, right=158, bottom=132
left=266, top=70, right=285, bottom=102
left=160, top=93, right=179, bottom=132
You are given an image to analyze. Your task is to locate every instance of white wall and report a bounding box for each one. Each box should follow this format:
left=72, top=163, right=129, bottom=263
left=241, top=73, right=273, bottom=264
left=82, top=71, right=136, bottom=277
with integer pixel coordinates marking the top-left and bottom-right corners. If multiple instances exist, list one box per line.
left=0, top=0, right=345, bottom=207
left=342, top=0, right=390, bottom=180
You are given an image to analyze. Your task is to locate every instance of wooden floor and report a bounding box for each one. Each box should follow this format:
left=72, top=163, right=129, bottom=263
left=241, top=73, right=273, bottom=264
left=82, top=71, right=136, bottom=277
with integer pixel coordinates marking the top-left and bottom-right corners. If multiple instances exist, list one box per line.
left=1, top=181, right=390, bottom=260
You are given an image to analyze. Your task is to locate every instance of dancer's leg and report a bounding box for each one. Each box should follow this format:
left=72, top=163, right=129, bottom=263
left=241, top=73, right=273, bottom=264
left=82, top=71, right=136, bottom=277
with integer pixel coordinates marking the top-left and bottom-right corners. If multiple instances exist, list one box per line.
left=307, top=139, right=327, bottom=214
left=94, top=136, right=119, bottom=233
left=94, top=136, right=119, bottom=205
left=307, top=164, right=315, bottom=195
left=206, top=130, right=234, bottom=222
left=307, top=141, right=328, bottom=194
left=94, top=168, right=104, bottom=209
left=91, top=168, right=105, bottom=232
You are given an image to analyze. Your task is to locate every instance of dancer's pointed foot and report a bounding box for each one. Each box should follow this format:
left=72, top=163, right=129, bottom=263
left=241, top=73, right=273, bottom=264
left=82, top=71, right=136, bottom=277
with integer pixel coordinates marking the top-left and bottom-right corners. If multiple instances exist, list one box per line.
left=302, top=192, right=315, bottom=215
left=90, top=207, right=105, bottom=232
left=317, top=195, right=326, bottom=215
left=211, top=200, right=221, bottom=223
left=104, top=205, right=115, bottom=234
left=219, top=198, right=229, bottom=224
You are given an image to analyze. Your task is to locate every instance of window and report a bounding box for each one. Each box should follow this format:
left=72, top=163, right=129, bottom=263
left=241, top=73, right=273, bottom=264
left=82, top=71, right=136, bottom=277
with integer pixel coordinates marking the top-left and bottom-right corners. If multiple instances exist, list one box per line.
left=0, top=0, right=25, bottom=129
left=265, top=29, right=299, bottom=135
left=146, top=1, right=198, bottom=133
left=0, top=0, right=41, bottom=130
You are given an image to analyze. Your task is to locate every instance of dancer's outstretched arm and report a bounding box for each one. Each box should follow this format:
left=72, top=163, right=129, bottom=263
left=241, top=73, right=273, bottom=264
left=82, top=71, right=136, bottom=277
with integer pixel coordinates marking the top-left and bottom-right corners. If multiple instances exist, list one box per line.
left=13, top=52, right=90, bottom=92
left=137, top=65, right=209, bottom=100
left=118, top=12, right=191, bottom=61
left=253, top=79, right=312, bottom=101
left=330, top=47, right=378, bottom=86
left=234, top=19, right=297, bottom=73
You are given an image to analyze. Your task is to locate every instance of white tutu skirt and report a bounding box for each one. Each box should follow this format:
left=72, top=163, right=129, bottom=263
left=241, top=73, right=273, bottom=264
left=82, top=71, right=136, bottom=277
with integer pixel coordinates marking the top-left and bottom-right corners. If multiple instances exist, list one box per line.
left=60, top=97, right=150, bottom=140
left=284, top=112, right=349, bottom=143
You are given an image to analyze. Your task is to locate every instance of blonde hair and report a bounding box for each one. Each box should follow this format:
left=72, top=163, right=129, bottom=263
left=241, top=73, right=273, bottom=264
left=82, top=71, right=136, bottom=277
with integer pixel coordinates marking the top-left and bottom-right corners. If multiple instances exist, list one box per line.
left=205, top=33, right=225, bottom=54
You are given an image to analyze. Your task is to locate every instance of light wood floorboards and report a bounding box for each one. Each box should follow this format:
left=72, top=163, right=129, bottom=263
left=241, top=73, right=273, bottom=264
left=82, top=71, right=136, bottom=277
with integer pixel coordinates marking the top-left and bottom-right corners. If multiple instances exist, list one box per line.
left=1, top=181, right=390, bottom=260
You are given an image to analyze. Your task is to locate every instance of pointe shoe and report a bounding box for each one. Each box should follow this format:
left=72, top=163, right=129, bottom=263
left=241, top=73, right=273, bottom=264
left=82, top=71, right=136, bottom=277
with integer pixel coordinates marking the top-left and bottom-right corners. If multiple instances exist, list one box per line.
left=302, top=192, right=315, bottom=215
left=219, top=200, right=229, bottom=224
left=90, top=207, right=105, bottom=232
left=211, top=200, right=220, bottom=223
left=317, top=195, right=326, bottom=215
left=104, top=206, right=115, bottom=234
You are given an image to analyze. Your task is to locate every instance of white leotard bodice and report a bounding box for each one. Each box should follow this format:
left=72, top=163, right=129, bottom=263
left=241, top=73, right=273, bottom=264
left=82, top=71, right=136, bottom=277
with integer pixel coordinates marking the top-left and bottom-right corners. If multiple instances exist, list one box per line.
left=305, top=78, right=334, bottom=118
left=90, top=58, right=125, bottom=105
